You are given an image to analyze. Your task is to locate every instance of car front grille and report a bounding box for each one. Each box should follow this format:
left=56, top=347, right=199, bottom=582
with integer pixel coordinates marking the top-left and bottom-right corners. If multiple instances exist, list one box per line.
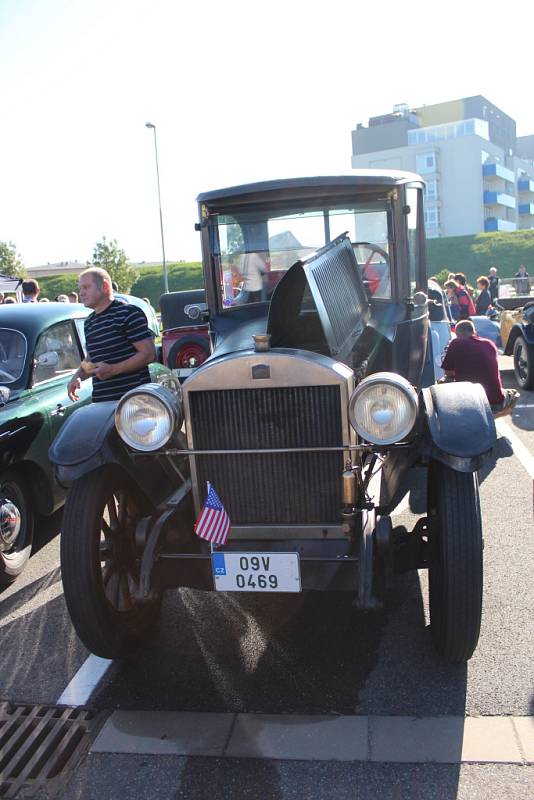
left=189, top=385, right=343, bottom=524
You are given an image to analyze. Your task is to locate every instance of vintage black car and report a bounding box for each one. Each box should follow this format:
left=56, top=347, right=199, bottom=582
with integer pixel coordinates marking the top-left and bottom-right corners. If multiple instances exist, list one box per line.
left=51, top=173, right=496, bottom=663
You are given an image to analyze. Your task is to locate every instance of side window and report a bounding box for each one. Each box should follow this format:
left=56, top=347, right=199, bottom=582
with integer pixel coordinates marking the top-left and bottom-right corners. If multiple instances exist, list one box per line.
left=74, top=318, right=87, bottom=350
left=406, top=187, right=419, bottom=293
left=33, top=322, right=81, bottom=385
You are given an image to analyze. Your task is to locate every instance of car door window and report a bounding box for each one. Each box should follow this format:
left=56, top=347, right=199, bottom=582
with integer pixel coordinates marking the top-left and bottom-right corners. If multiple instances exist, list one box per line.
left=33, top=322, right=81, bottom=385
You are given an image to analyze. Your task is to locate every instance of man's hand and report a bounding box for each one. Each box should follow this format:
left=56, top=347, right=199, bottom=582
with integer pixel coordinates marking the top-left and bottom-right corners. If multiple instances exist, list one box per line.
left=93, top=362, right=117, bottom=380
left=67, top=376, right=81, bottom=401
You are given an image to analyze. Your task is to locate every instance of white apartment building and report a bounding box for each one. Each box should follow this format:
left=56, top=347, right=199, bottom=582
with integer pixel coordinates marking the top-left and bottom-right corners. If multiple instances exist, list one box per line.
left=351, top=97, right=534, bottom=238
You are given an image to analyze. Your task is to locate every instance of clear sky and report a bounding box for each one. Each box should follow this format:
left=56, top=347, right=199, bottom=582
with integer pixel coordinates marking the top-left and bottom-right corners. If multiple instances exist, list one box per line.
left=1, top=0, right=533, bottom=267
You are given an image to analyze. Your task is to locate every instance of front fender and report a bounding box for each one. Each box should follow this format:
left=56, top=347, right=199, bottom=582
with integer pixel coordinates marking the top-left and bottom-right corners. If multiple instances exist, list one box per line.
left=48, top=401, right=118, bottom=481
left=48, top=401, right=185, bottom=508
left=422, top=382, right=496, bottom=472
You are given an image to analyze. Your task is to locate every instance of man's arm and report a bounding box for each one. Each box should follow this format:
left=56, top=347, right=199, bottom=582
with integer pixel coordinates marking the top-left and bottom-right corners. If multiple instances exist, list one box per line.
left=93, top=338, right=155, bottom=381
left=67, top=365, right=91, bottom=402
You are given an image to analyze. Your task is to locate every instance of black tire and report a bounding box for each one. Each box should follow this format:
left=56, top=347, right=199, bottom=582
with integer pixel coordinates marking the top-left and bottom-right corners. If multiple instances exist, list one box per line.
left=61, top=465, right=161, bottom=658
left=0, top=472, right=34, bottom=587
left=428, top=461, right=483, bottom=663
left=513, top=335, right=534, bottom=390
left=168, top=336, right=209, bottom=371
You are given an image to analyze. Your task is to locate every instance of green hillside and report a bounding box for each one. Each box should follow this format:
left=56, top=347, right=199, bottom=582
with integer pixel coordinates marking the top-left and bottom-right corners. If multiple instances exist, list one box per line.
left=39, top=261, right=203, bottom=307
left=426, top=229, right=534, bottom=285
left=38, top=228, right=534, bottom=305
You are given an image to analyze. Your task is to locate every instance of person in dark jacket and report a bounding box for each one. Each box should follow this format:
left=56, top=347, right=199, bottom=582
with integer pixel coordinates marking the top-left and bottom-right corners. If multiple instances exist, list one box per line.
left=488, top=266, right=499, bottom=302
left=475, top=276, right=492, bottom=315
left=513, top=265, right=531, bottom=296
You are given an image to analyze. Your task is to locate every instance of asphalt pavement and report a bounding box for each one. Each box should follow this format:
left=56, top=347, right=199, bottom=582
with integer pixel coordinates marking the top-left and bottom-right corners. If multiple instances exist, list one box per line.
left=1, top=359, right=533, bottom=799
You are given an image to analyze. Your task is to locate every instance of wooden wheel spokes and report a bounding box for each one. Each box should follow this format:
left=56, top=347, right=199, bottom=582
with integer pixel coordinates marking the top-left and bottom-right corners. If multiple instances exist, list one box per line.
left=99, top=488, right=140, bottom=613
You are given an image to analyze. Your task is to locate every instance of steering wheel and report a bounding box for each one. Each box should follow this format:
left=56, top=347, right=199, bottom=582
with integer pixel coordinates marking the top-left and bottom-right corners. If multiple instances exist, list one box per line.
left=354, top=242, right=389, bottom=296
left=0, top=368, right=13, bottom=381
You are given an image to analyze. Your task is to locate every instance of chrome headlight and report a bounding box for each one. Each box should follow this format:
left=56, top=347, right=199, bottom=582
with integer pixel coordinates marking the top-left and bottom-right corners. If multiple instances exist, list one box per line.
left=115, top=383, right=181, bottom=452
left=348, top=372, right=418, bottom=445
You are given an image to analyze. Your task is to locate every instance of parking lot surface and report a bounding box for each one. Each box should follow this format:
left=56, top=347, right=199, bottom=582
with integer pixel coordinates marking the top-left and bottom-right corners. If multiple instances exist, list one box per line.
left=1, top=360, right=533, bottom=799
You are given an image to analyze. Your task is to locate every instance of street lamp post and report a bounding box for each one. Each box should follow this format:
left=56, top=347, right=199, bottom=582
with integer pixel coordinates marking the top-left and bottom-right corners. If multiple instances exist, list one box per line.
left=145, top=122, right=169, bottom=294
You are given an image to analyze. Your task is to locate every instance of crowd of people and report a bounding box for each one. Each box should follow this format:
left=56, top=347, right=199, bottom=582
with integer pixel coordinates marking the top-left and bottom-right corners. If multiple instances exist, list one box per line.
left=441, top=263, right=531, bottom=322
left=0, top=279, right=80, bottom=305
left=437, top=264, right=529, bottom=417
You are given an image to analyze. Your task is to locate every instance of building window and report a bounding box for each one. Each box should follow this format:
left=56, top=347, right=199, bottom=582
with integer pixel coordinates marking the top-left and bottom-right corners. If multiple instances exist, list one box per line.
left=416, top=152, right=437, bottom=174
left=424, top=179, right=439, bottom=202
left=408, top=118, right=489, bottom=146
left=424, top=207, right=440, bottom=228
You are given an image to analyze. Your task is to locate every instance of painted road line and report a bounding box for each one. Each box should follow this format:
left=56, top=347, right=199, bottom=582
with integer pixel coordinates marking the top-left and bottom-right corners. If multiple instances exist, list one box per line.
left=56, top=655, right=114, bottom=707
left=90, top=711, right=533, bottom=764
left=496, top=418, right=534, bottom=480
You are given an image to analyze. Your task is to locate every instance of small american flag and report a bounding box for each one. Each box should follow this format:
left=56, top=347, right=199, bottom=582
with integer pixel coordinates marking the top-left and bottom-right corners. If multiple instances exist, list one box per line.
left=194, top=483, right=231, bottom=545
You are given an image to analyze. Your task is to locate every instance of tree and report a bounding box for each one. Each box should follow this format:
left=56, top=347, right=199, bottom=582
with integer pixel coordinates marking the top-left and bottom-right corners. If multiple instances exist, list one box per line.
left=0, top=241, right=26, bottom=279
left=91, top=236, right=139, bottom=293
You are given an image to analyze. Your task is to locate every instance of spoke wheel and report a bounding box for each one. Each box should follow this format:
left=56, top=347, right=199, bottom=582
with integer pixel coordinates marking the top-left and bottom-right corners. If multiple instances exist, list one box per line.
left=513, top=336, right=534, bottom=390
left=428, top=461, right=483, bottom=663
left=0, top=473, right=34, bottom=587
left=61, top=466, right=161, bottom=658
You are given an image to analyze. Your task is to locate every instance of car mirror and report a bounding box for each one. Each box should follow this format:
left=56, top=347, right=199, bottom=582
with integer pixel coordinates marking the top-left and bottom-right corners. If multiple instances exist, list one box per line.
left=413, top=291, right=428, bottom=307
left=0, top=386, right=11, bottom=405
left=36, top=351, right=59, bottom=367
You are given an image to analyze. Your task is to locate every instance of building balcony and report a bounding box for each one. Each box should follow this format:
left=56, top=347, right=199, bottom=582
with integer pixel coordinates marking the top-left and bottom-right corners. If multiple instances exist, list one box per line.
left=482, top=163, right=515, bottom=183
left=518, top=178, right=534, bottom=193
left=518, top=203, right=534, bottom=215
left=483, top=191, right=516, bottom=209
left=484, top=218, right=517, bottom=232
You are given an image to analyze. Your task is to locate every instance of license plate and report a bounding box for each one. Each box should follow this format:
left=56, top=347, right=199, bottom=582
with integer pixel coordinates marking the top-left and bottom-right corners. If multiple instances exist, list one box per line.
left=211, top=552, right=301, bottom=592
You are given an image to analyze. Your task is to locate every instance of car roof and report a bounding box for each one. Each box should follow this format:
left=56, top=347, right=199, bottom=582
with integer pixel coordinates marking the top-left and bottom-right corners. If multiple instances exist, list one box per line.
left=197, top=171, right=423, bottom=204
left=0, top=302, right=90, bottom=338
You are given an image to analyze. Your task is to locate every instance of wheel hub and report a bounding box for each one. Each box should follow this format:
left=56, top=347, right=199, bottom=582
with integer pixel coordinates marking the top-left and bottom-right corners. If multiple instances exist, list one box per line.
left=0, top=500, right=21, bottom=550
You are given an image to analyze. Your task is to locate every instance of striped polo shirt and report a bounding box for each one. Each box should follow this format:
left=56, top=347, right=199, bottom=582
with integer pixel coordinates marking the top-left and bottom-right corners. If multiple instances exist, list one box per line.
left=84, top=300, right=153, bottom=402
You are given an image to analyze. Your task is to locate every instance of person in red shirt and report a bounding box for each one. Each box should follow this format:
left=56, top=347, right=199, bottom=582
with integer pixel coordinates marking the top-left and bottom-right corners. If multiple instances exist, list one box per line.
left=444, top=280, right=476, bottom=320
left=441, top=320, right=519, bottom=416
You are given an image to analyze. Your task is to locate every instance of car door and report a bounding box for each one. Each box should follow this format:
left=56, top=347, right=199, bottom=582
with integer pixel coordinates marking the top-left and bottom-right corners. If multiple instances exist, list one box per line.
left=31, top=319, right=92, bottom=444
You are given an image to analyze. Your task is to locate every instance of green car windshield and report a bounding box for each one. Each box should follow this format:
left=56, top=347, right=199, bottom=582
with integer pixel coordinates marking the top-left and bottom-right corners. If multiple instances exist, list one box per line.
left=0, top=329, right=27, bottom=383
left=212, top=200, right=391, bottom=309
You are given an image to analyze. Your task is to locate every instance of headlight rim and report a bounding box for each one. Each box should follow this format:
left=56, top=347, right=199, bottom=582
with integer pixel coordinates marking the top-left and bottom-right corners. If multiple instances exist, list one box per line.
left=348, top=372, right=418, bottom=446
left=115, top=382, right=181, bottom=452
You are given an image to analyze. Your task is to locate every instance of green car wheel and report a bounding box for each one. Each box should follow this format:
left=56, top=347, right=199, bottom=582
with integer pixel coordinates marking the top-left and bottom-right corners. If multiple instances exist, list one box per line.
left=0, top=472, right=34, bottom=587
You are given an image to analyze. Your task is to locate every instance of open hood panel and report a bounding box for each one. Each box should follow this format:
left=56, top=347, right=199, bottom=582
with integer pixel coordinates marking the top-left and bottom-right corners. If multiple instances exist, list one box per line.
left=267, top=234, right=370, bottom=361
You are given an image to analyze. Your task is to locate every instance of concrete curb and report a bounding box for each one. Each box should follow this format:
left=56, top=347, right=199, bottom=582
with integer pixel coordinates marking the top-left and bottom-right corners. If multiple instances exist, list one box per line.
left=91, top=711, right=534, bottom=765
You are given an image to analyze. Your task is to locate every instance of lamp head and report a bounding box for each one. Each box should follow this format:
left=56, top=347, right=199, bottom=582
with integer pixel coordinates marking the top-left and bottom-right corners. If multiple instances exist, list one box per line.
left=145, top=122, right=155, bottom=129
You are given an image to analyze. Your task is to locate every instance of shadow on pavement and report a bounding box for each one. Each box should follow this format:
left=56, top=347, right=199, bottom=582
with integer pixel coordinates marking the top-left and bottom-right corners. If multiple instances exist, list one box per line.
left=0, top=564, right=61, bottom=614
left=31, top=507, right=64, bottom=557
left=0, top=588, right=86, bottom=703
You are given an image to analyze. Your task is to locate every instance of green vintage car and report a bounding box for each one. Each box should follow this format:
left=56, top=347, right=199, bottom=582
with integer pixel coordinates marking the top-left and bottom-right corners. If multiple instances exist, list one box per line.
left=0, top=301, right=174, bottom=585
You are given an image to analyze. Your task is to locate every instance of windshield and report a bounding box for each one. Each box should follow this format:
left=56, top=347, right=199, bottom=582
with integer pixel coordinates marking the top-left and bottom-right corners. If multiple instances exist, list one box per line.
left=211, top=200, right=391, bottom=309
left=0, top=329, right=27, bottom=384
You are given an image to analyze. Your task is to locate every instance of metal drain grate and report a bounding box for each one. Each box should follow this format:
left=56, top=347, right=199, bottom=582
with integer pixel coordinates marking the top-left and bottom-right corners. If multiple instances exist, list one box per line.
left=0, top=702, right=94, bottom=798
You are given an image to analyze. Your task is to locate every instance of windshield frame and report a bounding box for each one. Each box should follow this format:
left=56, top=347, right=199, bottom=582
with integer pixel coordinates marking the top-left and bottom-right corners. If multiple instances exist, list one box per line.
left=0, top=328, right=29, bottom=385
left=205, top=193, right=396, bottom=314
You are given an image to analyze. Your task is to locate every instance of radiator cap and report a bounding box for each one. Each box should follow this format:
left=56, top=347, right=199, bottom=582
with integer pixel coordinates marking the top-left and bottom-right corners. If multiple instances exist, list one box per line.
left=253, top=334, right=271, bottom=352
